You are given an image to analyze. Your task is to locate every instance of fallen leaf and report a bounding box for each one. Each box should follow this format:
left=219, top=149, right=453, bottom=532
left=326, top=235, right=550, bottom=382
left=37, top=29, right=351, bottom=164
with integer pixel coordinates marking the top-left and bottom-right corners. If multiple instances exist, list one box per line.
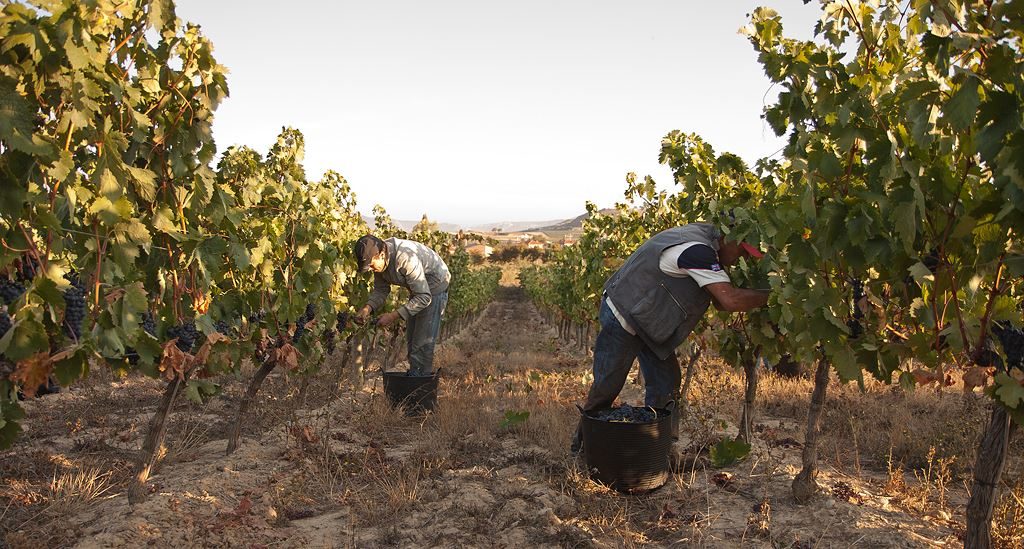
left=909, top=368, right=944, bottom=387
left=711, top=472, right=734, bottom=489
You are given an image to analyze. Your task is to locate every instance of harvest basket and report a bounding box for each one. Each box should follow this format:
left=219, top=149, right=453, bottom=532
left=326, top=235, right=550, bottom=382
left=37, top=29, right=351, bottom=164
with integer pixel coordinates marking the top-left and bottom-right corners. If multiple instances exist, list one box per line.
left=383, top=370, right=439, bottom=415
left=580, top=405, right=673, bottom=493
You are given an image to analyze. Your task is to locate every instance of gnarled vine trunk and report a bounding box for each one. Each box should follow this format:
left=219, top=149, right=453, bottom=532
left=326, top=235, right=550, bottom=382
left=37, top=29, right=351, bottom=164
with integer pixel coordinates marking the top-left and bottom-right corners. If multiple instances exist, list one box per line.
left=226, top=357, right=277, bottom=455
left=965, top=406, right=1018, bottom=548
left=679, top=346, right=702, bottom=407
left=128, top=372, right=190, bottom=504
left=737, top=356, right=759, bottom=445
left=792, top=357, right=830, bottom=503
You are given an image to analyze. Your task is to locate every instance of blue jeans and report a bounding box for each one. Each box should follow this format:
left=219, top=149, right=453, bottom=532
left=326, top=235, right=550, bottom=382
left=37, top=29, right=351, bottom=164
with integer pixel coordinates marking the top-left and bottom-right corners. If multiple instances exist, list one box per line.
left=572, top=298, right=681, bottom=450
left=407, top=291, right=447, bottom=376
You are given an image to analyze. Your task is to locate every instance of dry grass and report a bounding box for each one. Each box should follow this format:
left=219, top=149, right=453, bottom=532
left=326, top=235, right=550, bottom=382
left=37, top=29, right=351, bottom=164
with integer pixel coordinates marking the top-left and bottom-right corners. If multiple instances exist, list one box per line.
left=992, top=473, right=1024, bottom=548
left=1, top=281, right=1021, bottom=547
left=43, top=466, right=115, bottom=517
left=690, top=360, right=1013, bottom=477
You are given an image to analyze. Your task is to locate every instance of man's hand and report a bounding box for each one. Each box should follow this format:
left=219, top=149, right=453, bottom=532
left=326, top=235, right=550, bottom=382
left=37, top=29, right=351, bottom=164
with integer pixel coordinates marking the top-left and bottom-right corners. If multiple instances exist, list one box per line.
left=375, top=311, right=401, bottom=328
left=704, top=283, right=770, bottom=312
left=354, top=305, right=372, bottom=325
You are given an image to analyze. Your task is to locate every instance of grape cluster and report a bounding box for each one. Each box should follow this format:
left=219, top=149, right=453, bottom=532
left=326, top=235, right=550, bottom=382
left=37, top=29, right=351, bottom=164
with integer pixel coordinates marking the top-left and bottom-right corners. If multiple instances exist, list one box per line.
left=0, top=310, right=11, bottom=340
left=167, top=321, right=199, bottom=353
left=975, top=348, right=1005, bottom=370
left=248, top=309, right=266, bottom=324
left=62, top=277, right=87, bottom=340
left=336, top=311, right=349, bottom=335
left=17, top=256, right=40, bottom=282
left=922, top=249, right=940, bottom=274
left=992, top=322, right=1023, bottom=371
left=141, top=311, right=157, bottom=336
left=0, top=279, right=25, bottom=305
left=214, top=320, right=231, bottom=336
left=324, top=329, right=336, bottom=355
left=292, top=303, right=317, bottom=342
left=592, top=404, right=658, bottom=424
left=847, top=278, right=864, bottom=339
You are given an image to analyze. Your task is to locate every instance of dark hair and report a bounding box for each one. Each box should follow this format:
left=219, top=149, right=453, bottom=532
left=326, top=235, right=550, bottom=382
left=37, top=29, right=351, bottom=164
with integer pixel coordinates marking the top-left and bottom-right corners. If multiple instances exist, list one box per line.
left=354, top=235, right=386, bottom=271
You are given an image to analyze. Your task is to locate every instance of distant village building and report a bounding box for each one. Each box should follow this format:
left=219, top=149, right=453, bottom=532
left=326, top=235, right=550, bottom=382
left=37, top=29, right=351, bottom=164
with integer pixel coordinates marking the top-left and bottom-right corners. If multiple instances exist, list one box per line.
left=526, top=240, right=546, bottom=250
left=465, top=243, right=494, bottom=258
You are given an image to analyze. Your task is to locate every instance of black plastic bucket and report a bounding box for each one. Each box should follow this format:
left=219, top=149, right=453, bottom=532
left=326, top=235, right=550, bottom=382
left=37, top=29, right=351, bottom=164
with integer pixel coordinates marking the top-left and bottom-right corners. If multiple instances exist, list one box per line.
left=580, top=406, right=673, bottom=493
left=382, top=370, right=439, bottom=415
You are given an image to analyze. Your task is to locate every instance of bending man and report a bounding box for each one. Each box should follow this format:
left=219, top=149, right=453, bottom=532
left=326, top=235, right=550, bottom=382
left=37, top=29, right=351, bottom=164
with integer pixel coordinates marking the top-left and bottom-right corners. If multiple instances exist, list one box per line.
left=572, top=222, right=769, bottom=452
left=354, top=235, right=451, bottom=376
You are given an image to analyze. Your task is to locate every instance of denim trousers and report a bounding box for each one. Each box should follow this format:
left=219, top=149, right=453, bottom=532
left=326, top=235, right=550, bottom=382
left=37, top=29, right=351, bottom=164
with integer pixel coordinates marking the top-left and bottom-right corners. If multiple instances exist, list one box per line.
left=407, top=291, right=447, bottom=375
left=573, top=298, right=681, bottom=447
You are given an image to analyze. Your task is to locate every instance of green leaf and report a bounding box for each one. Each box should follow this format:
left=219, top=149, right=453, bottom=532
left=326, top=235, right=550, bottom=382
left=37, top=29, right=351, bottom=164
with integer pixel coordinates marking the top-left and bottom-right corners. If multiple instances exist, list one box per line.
left=710, top=437, right=751, bottom=467
left=907, top=262, right=935, bottom=284
left=0, top=77, right=55, bottom=158
left=0, top=381, right=26, bottom=450
left=993, top=373, right=1024, bottom=410
left=0, top=157, right=30, bottom=220
left=2, top=319, right=48, bottom=361
left=33, top=277, right=63, bottom=309
left=127, top=167, right=158, bottom=202
left=184, top=379, right=220, bottom=404
left=942, top=76, right=980, bottom=132
left=53, top=349, right=89, bottom=386
left=499, top=409, right=530, bottom=429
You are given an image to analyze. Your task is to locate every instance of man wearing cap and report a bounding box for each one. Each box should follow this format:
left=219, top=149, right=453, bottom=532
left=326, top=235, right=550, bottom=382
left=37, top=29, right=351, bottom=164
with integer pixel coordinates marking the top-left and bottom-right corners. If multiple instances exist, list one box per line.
left=353, top=235, right=451, bottom=376
left=571, top=222, right=768, bottom=453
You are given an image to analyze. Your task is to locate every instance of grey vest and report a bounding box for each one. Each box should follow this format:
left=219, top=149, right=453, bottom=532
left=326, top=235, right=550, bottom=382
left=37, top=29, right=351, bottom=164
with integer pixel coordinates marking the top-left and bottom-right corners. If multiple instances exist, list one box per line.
left=604, top=224, right=721, bottom=359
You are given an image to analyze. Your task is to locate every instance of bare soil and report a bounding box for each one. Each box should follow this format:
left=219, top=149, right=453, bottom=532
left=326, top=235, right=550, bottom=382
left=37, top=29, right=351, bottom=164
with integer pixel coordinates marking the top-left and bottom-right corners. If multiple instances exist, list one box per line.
left=1, top=284, right=1021, bottom=548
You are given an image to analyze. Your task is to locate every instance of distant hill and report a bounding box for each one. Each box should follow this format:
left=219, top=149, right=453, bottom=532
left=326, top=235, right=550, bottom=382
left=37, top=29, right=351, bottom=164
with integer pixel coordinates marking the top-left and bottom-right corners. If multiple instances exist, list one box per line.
left=466, top=220, right=565, bottom=233
left=356, top=209, right=616, bottom=236
left=527, top=208, right=618, bottom=232
left=360, top=215, right=460, bottom=233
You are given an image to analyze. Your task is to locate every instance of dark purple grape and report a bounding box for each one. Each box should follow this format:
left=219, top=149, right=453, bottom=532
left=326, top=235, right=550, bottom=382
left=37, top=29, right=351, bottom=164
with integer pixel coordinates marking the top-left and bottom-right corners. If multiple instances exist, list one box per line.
left=592, top=404, right=658, bottom=424
left=248, top=308, right=266, bottom=323
left=62, top=279, right=87, bottom=340
left=17, top=256, right=40, bottom=281
left=325, top=329, right=336, bottom=354
left=0, top=310, right=11, bottom=339
left=0, top=280, right=26, bottom=305
left=992, top=322, right=1023, bottom=371
left=141, top=311, right=157, bottom=336
left=336, top=311, right=349, bottom=335
left=167, top=321, right=199, bottom=353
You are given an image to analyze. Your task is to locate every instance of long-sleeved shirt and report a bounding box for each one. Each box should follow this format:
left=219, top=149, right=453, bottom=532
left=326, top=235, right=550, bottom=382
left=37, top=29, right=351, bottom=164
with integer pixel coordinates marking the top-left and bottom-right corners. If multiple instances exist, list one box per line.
left=366, top=238, right=451, bottom=321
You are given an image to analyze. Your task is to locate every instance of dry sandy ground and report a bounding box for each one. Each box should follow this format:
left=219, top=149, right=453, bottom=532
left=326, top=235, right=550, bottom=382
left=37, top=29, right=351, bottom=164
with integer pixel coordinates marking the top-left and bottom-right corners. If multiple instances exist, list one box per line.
left=0, top=285, right=999, bottom=548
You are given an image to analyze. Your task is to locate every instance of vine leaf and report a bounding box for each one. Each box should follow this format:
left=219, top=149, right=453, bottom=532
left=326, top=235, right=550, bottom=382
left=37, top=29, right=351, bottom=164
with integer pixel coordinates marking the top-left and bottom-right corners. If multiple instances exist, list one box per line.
left=500, top=410, right=530, bottom=429
left=993, top=373, right=1024, bottom=409
left=273, top=343, right=301, bottom=371
left=159, top=340, right=190, bottom=382
left=11, top=352, right=53, bottom=398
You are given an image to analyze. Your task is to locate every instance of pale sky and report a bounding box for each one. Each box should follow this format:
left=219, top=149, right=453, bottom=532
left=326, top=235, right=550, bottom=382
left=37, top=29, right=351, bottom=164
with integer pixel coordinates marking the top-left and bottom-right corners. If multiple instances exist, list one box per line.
left=174, top=1, right=822, bottom=227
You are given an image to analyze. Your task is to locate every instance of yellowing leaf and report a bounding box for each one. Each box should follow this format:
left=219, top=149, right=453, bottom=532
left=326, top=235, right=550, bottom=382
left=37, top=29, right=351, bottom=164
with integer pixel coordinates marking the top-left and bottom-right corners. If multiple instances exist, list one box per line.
left=11, top=353, right=53, bottom=398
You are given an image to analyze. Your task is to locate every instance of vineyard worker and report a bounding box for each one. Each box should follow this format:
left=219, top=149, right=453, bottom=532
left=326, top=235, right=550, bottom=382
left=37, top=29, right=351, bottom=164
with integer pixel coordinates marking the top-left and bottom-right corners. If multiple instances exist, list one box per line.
left=571, top=223, right=769, bottom=453
left=353, top=235, right=451, bottom=376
